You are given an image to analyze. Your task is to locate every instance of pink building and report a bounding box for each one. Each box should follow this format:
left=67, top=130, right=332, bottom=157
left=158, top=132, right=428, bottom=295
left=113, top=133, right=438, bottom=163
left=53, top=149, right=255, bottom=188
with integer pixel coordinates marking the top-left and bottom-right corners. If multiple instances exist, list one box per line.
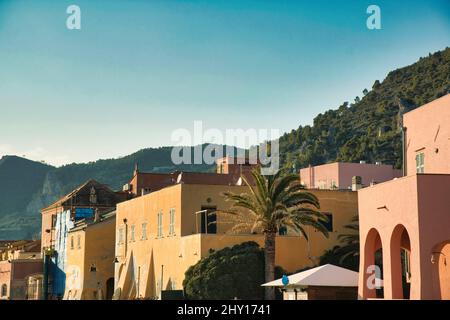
left=358, top=94, right=450, bottom=300
left=299, top=162, right=401, bottom=190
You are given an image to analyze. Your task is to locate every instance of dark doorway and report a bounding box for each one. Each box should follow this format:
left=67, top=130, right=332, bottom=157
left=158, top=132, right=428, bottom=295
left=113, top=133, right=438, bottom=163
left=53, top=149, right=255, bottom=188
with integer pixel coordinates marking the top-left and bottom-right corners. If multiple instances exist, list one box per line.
left=200, top=206, right=217, bottom=234
left=106, top=278, right=114, bottom=300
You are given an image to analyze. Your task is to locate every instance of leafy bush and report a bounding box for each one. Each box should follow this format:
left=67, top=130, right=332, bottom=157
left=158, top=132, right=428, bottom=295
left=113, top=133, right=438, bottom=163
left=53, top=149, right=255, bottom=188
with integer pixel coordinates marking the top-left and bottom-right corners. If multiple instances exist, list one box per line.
left=183, top=242, right=266, bottom=300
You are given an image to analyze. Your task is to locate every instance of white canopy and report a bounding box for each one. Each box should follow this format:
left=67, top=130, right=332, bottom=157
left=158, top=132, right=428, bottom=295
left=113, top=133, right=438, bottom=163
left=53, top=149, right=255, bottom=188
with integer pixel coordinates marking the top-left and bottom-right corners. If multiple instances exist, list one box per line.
left=262, top=264, right=359, bottom=288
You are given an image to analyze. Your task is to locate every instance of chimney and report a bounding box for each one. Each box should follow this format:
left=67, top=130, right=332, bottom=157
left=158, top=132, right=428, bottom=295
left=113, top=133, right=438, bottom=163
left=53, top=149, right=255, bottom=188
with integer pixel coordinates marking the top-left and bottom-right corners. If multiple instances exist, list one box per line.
left=352, top=176, right=362, bottom=191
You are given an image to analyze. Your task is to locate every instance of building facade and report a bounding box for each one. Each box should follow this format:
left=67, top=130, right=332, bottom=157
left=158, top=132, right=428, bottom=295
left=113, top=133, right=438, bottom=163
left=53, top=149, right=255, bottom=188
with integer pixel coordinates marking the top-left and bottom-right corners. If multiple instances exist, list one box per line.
left=0, top=240, right=42, bottom=300
left=40, top=180, right=127, bottom=299
left=63, top=210, right=116, bottom=300
left=113, top=176, right=358, bottom=299
left=299, top=162, right=402, bottom=190
left=358, top=94, right=450, bottom=300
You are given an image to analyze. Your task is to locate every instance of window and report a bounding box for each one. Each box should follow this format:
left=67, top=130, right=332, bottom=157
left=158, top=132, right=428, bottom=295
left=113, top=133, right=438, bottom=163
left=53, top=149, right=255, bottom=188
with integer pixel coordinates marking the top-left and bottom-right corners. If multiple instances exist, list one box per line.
left=157, top=211, right=163, bottom=237
left=169, top=208, right=176, bottom=235
left=118, top=227, right=124, bottom=244
left=200, top=206, right=217, bottom=234
left=130, top=225, right=135, bottom=242
left=77, top=235, right=81, bottom=249
left=318, top=180, right=326, bottom=190
left=278, top=226, right=288, bottom=236
left=51, top=215, right=57, bottom=228
left=416, top=152, right=425, bottom=173
left=90, top=264, right=97, bottom=272
left=322, top=213, right=333, bottom=232
left=1, top=284, right=7, bottom=297
left=70, top=236, right=74, bottom=250
left=141, top=223, right=147, bottom=240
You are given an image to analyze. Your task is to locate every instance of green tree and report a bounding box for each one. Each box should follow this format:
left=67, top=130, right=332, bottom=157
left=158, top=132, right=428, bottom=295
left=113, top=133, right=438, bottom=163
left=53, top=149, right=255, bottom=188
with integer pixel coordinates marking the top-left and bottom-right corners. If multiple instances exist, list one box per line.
left=183, top=242, right=265, bottom=300
left=222, top=169, right=329, bottom=300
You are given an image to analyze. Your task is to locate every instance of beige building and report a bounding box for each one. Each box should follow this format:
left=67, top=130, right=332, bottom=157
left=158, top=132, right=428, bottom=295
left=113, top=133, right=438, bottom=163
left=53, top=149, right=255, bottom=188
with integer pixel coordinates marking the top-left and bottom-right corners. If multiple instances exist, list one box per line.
left=113, top=173, right=358, bottom=299
left=63, top=210, right=116, bottom=300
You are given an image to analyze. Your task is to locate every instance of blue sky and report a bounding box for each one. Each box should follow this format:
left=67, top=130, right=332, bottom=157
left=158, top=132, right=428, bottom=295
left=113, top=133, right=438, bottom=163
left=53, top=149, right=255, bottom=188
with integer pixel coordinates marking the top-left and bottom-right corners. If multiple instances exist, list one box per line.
left=0, top=0, right=449, bottom=166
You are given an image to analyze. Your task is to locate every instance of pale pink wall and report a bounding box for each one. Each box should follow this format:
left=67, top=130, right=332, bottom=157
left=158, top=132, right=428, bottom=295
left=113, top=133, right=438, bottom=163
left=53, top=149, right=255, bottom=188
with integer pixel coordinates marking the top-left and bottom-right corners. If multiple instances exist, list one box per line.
left=358, top=175, right=420, bottom=299
left=338, top=163, right=402, bottom=189
left=358, top=174, right=450, bottom=299
left=415, top=174, right=450, bottom=299
left=299, top=163, right=339, bottom=189
left=299, top=162, right=401, bottom=190
left=404, top=94, right=450, bottom=176
left=358, top=95, right=450, bottom=300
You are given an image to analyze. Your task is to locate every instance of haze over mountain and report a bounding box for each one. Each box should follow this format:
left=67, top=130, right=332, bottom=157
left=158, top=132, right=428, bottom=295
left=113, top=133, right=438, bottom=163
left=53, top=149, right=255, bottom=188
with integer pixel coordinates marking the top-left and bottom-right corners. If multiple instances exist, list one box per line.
left=1, top=47, right=449, bottom=240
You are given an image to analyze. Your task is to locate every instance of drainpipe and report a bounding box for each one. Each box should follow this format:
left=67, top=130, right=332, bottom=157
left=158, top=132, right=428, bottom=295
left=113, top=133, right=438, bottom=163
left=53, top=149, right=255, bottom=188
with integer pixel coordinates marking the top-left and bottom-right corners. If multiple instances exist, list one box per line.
left=43, top=250, right=49, bottom=300
left=123, top=218, right=128, bottom=257
left=160, top=265, right=164, bottom=299
left=402, top=127, right=407, bottom=176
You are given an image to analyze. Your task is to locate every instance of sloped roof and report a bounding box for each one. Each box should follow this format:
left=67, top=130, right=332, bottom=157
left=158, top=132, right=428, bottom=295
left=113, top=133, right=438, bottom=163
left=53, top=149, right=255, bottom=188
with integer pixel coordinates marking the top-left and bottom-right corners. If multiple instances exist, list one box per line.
left=41, top=179, right=114, bottom=211
left=262, top=264, right=359, bottom=287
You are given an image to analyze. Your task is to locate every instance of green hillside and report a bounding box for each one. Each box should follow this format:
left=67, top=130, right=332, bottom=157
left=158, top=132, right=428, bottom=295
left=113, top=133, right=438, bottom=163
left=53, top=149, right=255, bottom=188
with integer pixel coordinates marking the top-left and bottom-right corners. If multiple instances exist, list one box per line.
left=279, top=47, right=450, bottom=171
left=0, top=145, right=229, bottom=239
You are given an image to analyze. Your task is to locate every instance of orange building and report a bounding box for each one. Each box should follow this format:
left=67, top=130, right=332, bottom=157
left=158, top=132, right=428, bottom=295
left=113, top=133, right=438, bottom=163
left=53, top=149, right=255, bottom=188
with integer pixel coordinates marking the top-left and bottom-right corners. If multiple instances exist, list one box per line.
left=113, top=159, right=358, bottom=299
left=358, top=94, right=450, bottom=300
left=63, top=210, right=116, bottom=300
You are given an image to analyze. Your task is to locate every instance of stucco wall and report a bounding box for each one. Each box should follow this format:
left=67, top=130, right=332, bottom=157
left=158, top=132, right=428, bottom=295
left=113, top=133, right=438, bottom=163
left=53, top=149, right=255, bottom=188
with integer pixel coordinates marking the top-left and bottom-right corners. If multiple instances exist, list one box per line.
left=115, top=184, right=358, bottom=299
left=403, top=94, right=450, bottom=176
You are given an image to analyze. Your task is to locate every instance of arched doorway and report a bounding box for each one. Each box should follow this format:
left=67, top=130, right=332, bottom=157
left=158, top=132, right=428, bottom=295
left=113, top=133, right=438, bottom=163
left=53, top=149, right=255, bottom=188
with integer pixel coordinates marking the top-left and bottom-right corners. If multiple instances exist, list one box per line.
left=362, top=228, right=384, bottom=299
left=390, top=224, right=411, bottom=299
left=106, top=278, right=115, bottom=300
left=431, top=241, right=450, bottom=300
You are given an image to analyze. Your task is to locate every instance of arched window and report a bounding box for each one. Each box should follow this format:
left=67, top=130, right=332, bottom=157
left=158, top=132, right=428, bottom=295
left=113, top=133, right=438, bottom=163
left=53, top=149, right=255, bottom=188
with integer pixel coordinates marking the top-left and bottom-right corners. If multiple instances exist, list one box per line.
left=1, top=284, right=7, bottom=296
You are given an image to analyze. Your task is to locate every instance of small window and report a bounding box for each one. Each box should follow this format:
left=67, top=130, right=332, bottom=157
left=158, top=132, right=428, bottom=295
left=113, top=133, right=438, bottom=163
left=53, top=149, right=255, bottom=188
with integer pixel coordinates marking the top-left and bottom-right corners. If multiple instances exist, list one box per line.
left=169, top=208, right=176, bottom=235
left=157, top=211, right=163, bottom=237
left=52, top=215, right=57, bottom=228
left=322, top=213, right=333, bottom=232
left=416, top=153, right=425, bottom=173
left=70, top=236, right=74, bottom=250
left=118, top=227, right=124, bottom=244
left=90, top=264, right=97, bottom=272
left=77, top=235, right=81, bottom=249
left=1, top=284, right=7, bottom=297
left=278, top=226, right=288, bottom=236
left=318, top=180, right=326, bottom=190
left=141, top=223, right=147, bottom=240
left=130, top=225, right=135, bottom=242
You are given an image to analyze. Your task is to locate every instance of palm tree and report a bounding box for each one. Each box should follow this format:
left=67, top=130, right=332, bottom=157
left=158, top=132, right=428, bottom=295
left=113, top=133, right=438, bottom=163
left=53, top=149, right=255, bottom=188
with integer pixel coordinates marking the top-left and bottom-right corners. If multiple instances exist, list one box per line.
left=336, top=215, right=360, bottom=264
left=222, top=169, right=329, bottom=300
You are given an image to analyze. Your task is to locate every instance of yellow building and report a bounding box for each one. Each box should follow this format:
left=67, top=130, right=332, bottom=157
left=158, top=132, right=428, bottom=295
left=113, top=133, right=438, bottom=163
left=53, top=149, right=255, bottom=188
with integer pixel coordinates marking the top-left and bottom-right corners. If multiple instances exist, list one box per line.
left=113, top=175, right=358, bottom=299
left=63, top=210, right=116, bottom=300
